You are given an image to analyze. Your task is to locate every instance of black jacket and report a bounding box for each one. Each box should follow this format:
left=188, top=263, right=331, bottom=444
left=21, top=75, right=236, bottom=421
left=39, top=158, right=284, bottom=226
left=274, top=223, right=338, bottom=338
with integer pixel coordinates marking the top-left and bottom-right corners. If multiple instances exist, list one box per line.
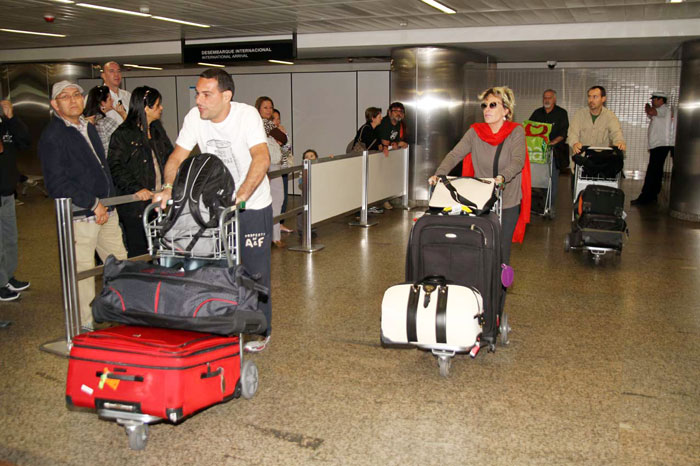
left=0, top=116, right=31, bottom=196
left=108, top=120, right=173, bottom=214
left=38, top=115, right=115, bottom=214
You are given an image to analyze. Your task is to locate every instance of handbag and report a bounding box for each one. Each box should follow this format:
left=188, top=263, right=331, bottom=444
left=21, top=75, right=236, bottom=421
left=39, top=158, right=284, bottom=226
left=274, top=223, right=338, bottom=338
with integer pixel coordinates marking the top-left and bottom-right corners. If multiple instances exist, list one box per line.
left=428, top=176, right=498, bottom=215
left=381, top=276, right=484, bottom=348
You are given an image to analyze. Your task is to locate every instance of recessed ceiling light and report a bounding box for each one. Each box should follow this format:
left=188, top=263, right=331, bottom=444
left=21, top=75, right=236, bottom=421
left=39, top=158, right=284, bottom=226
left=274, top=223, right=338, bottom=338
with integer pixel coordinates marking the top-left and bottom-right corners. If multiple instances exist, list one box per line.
left=666, top=0, right=684, bottom=3
left=152, top=16, right=210, bottom=28
left=76, top=3, right=151, bottom=17
left=268, top=59, right=294, bottom=65
left=51, top=0, right=75, bottom=3
left=0, top=28, right=67, bottom=37
left=420, top=0, right=456, bottom=14
left=124, top=64, right=163, bottom=70
left=197, top=62, right=226, bottom=68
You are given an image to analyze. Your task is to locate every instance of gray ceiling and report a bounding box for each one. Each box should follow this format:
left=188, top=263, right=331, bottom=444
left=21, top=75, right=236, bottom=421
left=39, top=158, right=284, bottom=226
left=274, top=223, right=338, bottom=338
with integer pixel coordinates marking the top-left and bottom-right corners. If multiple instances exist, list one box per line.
left=1, top=0, right=700, bottom=63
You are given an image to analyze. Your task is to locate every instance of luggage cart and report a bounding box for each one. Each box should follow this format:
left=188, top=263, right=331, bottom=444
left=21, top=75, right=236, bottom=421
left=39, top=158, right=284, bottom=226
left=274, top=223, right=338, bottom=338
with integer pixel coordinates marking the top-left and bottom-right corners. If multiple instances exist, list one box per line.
left=93, top=203, right=259, bottom=450
left=565, top=147, right=625, bottom=264
left=530, top=145, right=554, bottom=218
left=418, top=181, right=510, bottom=376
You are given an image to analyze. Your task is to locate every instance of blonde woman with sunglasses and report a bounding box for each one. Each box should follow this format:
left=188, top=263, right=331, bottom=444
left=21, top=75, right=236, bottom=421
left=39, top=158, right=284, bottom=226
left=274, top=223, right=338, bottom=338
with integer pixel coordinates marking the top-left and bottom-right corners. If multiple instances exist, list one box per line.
left=429, top=86, right=531, bottom=264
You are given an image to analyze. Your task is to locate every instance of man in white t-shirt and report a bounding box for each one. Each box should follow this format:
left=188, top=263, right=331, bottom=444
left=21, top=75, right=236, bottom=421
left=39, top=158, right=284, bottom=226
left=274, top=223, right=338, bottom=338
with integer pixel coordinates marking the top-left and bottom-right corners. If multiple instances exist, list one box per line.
left=632, top=90, right=675, bottom=206
left=101, top=61, right=130, bottom=124
left=153, top=68, right=273, bottom=352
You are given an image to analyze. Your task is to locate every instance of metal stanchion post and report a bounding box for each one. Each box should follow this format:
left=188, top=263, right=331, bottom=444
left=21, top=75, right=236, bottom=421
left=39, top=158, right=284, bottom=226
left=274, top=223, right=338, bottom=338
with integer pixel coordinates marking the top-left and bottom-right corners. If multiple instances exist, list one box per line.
left=289, top=159, right=324, bottom=253
left=349, top=150, right=378, bottom=228
left=40, top=198, right=80, bottom=357
left=401, top=147, right=410, bottom=209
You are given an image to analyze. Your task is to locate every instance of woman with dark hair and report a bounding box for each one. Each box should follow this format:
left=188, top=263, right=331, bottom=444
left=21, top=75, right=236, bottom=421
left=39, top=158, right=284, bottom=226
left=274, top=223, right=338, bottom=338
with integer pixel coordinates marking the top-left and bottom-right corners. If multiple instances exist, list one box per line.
left=255, top=96, right=286, bottom=247
left=83, top=85, right=125, bottom=156
left=108, top=86, right=173, bottom=257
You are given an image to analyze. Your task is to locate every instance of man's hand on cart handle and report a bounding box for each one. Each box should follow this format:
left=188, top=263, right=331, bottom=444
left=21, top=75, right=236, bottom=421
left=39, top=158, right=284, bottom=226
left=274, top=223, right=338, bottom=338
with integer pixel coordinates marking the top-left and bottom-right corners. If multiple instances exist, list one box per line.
left=153, top=185, right=172, bottom=210
left=615, top=141, right=626, bottom=152
left=572, top=142, right=583, bottom=154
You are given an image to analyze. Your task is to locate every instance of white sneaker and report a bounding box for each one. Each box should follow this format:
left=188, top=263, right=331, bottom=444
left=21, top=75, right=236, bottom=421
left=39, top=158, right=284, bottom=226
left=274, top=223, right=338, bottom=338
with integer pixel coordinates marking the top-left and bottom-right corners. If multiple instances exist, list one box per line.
left=244, top=336, right=270, bottom=353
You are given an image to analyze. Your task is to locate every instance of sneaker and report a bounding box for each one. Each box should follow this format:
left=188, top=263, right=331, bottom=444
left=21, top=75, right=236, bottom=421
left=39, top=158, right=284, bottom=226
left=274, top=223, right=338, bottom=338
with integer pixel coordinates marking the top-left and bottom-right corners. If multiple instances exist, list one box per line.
left=368, top=206, right=384, bottom=214
left=383, top=201, right=394, bottom=210
left=0, top=320, right=11, bottom=328
left=244, top=336, right=270, bottom=353
left=6, top=277, right=30, bottom=292
left=0, top=287, right=20, bottom=302
left=15, top=199, right=24, bottom=206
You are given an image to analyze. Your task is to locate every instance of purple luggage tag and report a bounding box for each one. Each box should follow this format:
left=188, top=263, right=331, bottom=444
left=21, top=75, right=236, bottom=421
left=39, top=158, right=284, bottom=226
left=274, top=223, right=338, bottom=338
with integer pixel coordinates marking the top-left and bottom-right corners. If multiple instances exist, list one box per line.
left=501, top=264, right=514, bottom=288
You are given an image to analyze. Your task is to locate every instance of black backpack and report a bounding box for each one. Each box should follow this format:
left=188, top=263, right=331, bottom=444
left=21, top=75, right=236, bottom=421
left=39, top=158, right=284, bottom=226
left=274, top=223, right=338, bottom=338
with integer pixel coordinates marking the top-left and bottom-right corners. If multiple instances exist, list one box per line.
left=159, top=153, right=236, bottom=256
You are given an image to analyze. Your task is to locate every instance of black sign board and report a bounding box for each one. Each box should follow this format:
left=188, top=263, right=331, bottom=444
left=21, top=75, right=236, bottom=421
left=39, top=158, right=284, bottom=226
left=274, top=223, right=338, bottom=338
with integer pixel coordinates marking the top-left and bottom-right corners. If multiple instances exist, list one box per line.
left=183, top=39, right=295, bottom=64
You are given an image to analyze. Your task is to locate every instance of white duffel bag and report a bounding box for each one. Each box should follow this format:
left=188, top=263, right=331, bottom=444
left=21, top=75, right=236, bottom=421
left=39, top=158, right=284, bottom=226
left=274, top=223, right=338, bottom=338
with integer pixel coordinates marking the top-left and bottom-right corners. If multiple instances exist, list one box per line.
left=429, top=176, right=497, bottom=214
left=381, top=276, right=484, bottom=349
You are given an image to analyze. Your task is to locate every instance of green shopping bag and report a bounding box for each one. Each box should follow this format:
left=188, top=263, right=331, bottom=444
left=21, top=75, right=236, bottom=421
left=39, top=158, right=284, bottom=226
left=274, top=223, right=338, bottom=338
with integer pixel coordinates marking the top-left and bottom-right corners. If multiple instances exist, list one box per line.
left=523, top=120, right=552, bottom=164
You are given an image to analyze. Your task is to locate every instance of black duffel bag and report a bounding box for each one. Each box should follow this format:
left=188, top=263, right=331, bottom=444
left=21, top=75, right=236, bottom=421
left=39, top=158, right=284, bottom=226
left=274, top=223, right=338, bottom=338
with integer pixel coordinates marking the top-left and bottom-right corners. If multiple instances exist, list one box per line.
left=92, top=255, right=268, bottom=336
left=573, top=147, right=624, bottom=178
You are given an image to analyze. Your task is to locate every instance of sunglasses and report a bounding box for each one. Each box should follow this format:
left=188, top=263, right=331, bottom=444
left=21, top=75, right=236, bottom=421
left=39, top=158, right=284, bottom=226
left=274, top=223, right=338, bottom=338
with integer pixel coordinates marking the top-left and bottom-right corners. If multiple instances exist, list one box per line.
left=481, top=102, right=501, bottom=109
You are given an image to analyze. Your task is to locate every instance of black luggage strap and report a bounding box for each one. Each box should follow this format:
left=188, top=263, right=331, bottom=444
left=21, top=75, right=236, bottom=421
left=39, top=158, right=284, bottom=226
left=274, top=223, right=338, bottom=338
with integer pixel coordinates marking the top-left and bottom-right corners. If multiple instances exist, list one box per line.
left=437, top=175, right=478, bottom=210
left=435, top=285, right=448, bottom=344
left=406, top=285, right=420, bottom=343
left=492, top=141, right=505, bottom=178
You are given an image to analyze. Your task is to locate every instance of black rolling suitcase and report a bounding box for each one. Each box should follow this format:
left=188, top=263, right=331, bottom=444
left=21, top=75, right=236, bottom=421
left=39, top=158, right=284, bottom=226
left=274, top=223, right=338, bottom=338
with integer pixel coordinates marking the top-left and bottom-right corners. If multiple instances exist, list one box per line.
left=575, top=185, right=624, bottom=218
left=405, top=212, right=504, bottom=347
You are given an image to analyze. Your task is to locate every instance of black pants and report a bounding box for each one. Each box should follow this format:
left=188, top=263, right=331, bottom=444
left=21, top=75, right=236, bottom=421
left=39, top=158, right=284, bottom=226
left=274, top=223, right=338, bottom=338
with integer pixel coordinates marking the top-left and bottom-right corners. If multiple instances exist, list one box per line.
left=239, top=205, right=273, bottom=337
left=639, top=146, right=673, bottom=201
left=501, top=205, right=520, bottom=266
left=117, top=203, right=149, bottom=258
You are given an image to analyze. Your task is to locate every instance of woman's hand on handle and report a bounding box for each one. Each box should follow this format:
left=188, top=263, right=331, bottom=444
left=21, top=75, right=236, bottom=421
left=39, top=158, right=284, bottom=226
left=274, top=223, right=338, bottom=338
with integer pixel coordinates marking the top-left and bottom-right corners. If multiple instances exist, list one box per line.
left=428, top=175, right=439, bottom=186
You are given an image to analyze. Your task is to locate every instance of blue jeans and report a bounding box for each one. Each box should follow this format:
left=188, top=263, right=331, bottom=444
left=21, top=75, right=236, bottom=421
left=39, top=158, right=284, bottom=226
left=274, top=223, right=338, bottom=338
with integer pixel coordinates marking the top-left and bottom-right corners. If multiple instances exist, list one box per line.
left=0, top=195, right=18, bottom=287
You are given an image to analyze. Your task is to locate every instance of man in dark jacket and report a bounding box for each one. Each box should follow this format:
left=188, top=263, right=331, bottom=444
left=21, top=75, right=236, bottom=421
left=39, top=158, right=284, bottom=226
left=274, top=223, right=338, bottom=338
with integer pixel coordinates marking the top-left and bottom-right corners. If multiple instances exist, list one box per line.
left=529, top=89, right=569, bottom=215
left=0, top=99, right=31, bottom=303
left=38, top=81, right=127, bottom=330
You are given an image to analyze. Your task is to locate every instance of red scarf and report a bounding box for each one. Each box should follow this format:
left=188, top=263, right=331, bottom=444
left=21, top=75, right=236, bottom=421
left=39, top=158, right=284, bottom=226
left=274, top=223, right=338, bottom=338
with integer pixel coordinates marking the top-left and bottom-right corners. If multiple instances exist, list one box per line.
left=461, top=121, right=531, bottom=243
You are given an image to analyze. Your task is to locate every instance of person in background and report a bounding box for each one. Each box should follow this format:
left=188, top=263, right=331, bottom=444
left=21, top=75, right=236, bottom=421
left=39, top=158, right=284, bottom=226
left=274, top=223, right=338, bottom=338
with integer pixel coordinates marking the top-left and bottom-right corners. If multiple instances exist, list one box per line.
left=528, top=89, right=569, bottom=216
left=375, top=102, right=409, bottom=210
left=100, top=61, right=130, bottom=124
left=108, top=86, right=173, bottom=257
left=272, top=108, right=293, bottom=233
left=255, top=96, right=286, bottom=248
left=568, top=85, right=626, bottom=155
left=38, top=81, right=127, bottom=331
left=632, top=91, right=675, bottom=206
left=0, top=98, right=31, bottom=304
left=83, top=85, right=124, bottom=156
left=352, top=106, right=383, bottom=152
left=429, top=86, right=531, bottom=265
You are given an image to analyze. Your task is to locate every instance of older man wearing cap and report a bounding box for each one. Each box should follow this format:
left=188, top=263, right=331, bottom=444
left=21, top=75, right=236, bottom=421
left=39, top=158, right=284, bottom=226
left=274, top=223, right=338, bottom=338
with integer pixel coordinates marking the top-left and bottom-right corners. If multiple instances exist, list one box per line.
left=38, top=80, right=127, bottom=331
left=632, top=91, right=675, bottom=205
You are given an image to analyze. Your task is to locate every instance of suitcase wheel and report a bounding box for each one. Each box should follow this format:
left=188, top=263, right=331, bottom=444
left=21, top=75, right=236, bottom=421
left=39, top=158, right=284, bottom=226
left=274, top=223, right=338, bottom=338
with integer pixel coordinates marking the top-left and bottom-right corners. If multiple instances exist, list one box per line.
left=499, top=312, right=511, bottom=346
left=438, top=356, right=451, bottom=378
left=125, top=422, right=148, bottom=451
left=240, top=360, right=259, bottom=399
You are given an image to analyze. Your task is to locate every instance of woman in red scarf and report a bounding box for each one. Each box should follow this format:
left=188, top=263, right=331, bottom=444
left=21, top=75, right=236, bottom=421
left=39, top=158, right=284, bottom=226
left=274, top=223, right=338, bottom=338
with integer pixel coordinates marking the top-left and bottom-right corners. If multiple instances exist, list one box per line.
left=429, top=86, right=530, bottom=265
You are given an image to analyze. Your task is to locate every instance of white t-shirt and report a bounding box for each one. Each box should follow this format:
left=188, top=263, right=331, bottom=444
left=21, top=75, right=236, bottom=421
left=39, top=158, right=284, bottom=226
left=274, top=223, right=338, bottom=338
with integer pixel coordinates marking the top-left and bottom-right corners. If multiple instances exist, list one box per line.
left=105, top=87, right=131, bottom=124
left=648, top=104, right=675, bottom=149
left=176, top=101, right=272, bottom=209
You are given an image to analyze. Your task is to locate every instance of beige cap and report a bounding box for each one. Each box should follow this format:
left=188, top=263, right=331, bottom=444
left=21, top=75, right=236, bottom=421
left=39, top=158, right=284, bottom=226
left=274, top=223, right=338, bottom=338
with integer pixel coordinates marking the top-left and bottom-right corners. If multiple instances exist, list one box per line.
left=51, top=80, right=84, bottom=100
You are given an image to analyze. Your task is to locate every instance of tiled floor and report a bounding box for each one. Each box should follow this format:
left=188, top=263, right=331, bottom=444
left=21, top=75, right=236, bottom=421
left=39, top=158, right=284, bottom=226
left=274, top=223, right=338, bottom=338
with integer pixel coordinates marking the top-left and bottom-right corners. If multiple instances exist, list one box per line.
left=0, top=175, right=698, bottom=465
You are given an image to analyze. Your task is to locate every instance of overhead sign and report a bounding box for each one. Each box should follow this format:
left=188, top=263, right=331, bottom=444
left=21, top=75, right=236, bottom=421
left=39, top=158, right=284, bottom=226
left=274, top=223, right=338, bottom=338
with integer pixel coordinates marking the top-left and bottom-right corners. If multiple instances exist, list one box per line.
left=182, top=39, right=295, bottom=64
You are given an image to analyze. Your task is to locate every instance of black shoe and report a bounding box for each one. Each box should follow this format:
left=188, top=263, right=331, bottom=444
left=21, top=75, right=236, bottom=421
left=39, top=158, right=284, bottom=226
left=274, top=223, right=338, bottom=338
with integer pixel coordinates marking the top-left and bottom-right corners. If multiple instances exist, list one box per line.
left=0, top=287, right=20, bottom=302
left=631, top=197, right=653, bottom=206
left=6, top=277, right=30, bottom=292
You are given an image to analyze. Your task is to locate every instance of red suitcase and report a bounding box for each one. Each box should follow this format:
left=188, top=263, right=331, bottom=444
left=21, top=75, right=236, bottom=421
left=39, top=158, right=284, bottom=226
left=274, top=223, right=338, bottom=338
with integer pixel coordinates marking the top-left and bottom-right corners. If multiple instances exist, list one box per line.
left=66, top=325, right=259, bottom=449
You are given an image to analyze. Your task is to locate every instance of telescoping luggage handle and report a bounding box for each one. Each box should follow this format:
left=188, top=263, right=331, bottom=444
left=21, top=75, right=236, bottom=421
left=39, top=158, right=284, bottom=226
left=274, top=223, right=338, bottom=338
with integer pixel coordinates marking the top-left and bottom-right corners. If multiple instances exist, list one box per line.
left=406, top=276, right=449, bottom=344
